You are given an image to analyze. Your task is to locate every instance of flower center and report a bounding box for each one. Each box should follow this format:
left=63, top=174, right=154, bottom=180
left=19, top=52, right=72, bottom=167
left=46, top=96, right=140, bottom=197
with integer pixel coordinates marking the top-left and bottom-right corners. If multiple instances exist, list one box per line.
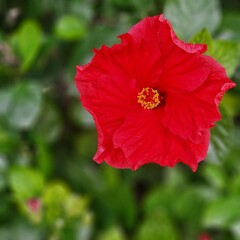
left=137, top=87, right=161, bottom=109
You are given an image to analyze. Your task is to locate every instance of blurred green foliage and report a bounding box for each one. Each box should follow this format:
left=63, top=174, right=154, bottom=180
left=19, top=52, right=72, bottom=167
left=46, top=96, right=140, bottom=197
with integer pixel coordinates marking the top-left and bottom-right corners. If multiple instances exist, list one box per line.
left=0, top=0, right=239, bottom=239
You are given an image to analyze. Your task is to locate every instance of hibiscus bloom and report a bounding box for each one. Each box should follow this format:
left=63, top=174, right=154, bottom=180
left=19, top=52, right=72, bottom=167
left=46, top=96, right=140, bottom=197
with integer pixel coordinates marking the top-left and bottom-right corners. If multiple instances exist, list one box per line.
left=198, top=233, right=211, bottom=240
left=27, top=198, right=41, bottom=213
left=75, top=14, right=235, bottom=171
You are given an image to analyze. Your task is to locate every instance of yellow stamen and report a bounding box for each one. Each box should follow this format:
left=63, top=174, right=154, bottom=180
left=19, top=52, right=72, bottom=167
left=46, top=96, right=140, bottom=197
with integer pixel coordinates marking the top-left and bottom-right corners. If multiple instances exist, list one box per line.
left=137, top=87, right=161, bottom=109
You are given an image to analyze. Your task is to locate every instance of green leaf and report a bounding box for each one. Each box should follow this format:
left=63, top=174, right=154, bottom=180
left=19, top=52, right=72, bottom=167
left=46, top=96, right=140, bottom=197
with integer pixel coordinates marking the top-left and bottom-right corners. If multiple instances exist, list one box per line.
left=12, top=20, right=42, bottom=72
left=97, top=226, right=126, bottom=240
left=112, top=184, right=136, bottom=229
left=6, top=82, right=43, bottom=130
left=100, top=181, right=136, bottom=230
left=0, top=195, right=11, bottom=222
left=26, top=0, right=65, bottom=17
left=43, top=182, right=69, bottom=224
left=0, top=88, right=12, bottom=115
left=0, top=125, right=19, bottom=154
left=231, top=221, right=240, bottom=239
left=9, top=167, right=45, bottom=199
left=131, top=0, right=155, bottom=18
left=0, top=156, right=8, bottom=174
left=34, top=134, right=53, bottom=177
left=71, top=103, right=95, bottom=129
left=43, top=182, right=69, bottom=206
left=112, top=0, right=135, bottom=10
left=75, top=132, right=97, bottom=160
left=164, top=0, right=221, bottom=40
left=190, top=28, right=213, bottom=49
left=207, top=108, right=234, bottom=164
left=0, top=156, right=8, bottom=192
left=64, top=194, right=89, bottom=219
left=191, top=28, right=240, bottom=77
left=208, top=40, right=240, bottom=77
left=203, top=197, right=240, bottom=228
left=76, top=212, right=93, bottom=240
left=0, top=223, right=41, bottom=240
left=220, top=11, right=240, bottom=41
left=34, top=102, right=62, bottom=143
left=135, top=210, right=178, bottom=240
left=229, top=174, right=240, bottom=196
left=173, top=187, right=207, bottom=222
left=143, top=186, right=174, bottom=215
left=163, top=166, right=187, bottom=188
left=55, top=15, right=87, bottom=41
left=201, top=164, right=226, bottom=190
left=69, top=25, right=122, bottom=70
left=68, top=0, right=94, bottom=22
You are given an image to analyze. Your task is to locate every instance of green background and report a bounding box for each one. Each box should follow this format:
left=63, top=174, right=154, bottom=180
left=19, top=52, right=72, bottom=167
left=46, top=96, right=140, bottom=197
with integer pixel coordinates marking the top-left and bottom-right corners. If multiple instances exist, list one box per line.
left=0, top=0, right=240, bottom=239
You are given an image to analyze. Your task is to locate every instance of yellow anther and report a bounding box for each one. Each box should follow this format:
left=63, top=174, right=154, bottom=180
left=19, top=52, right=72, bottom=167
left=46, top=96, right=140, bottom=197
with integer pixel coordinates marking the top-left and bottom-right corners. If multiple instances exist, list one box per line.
left=137, top=87, right=161, bottom=109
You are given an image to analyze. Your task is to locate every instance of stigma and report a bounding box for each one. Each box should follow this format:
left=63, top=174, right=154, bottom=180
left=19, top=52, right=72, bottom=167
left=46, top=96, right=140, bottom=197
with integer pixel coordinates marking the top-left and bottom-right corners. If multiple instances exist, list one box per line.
left=137, top=87, right=161, bottom=110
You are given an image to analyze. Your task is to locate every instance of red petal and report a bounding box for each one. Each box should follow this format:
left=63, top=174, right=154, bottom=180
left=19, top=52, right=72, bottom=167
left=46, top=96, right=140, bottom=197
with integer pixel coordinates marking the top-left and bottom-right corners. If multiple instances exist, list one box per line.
left=191, top=130, right=210, bottom=164
left=129, top=15, right=208, bottom=92
left=129, top=14, right=206, bottom=54
left=113, top=111, right=209, bottom=171
left=77, top=33, right=163, bottom=91
left=160, top=53, right=210, bottom=92
left=75, top=29, right=167, bottom=165
left=75, top=34, right=162, bottom=166
left=117, top=33, right=164, bottom=89
left=198, top=56, right=236, bottom=106
left=94, top=147, right=130, bottom=169
left=162, top=56, right=235, bottom=142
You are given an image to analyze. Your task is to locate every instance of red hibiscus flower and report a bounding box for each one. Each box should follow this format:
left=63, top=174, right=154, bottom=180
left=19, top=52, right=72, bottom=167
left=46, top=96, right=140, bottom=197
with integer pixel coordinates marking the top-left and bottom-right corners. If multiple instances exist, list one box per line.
left=27, top=198, right=41, bottom=213
left=198, top=233, right=211, bottom=240
left=75, top=14, right=235, bottom=171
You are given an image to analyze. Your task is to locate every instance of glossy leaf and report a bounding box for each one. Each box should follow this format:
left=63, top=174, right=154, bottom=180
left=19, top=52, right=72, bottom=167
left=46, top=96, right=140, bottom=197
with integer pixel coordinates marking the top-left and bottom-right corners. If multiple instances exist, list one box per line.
left=191, top=28, right=240, bottom=77
left=201, top=164, right=226, bottom=190
left=43, top=182, right=69, bottom=224
left=207, top=108, right=234, bottom=164
left=55, top=15, right=87, bottom=40
left=0, top=224, right=41, bottom=240
left=0, top=156, right=8, bottom=191
left=13, top=20, right=42, bottom=71
left=203, top=197, right=240, bottom=228
left=97, top=226, right=125, bottom=240
left=0, top=88, right=12, bottom=115
left=64, top=194, right=89, bottom=219
left=135, top=210, right=178, bottom=240
left=190, top=28, right=213, bottom=48
left=0, top=124, right=19, bottom=154
left=208, top=40, right=240, bottom=77
left=34, top=102, right=62, bottom=143
left=164, top=0, right=221, bottom=40
left=6, top=82, right=43, bottom=130
left=220, top=11, right=240, bottom=41
left=143, top=186, right=174, bottom=215
left=111, top=184, right=136, bottom=229
left=174, top=187, right=207, bottom=220
left=9, top=167, right=45, bottom=199
left=35, top=134, right=53, bottom=177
